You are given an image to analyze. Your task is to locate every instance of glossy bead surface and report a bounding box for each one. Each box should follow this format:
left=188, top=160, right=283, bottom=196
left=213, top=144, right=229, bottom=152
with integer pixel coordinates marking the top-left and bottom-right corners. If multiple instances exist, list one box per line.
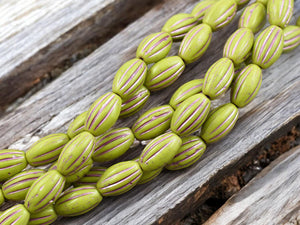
left=267, top=0, right=293, bottom=28
left=28, top=205, right=57, bottom=225
left=0, top=150, right=27, bottom=181
left=201, top=103, right=239, bottom=143
left=252, top=25, right=284, bottom=69
left=0, top=204, right=30, bottom=225
left=67, top=111, right=87, bottom=138
left=85, top=92, right=122, bottom=136
left=283, top=25, right=300, bottom=52
left=171, top=94, right=210, bottom=136
left=112, top=58, right=147, bottom=99
left=231, top=64, right=262, bottom=108
left=145, top=56, right=185, bottom=91
left=136, top=32, right=172, bottom=64
left=132, top=105, right=174, bottom=140
left=139, top=133, right=182, bottom=171
left=74, top=167, right=106, bottom=187
left=93, top=127, right=134, bottom=162
left=26, top=133, right=69, bottom=166
left=191, top=0, right=217, bottom=23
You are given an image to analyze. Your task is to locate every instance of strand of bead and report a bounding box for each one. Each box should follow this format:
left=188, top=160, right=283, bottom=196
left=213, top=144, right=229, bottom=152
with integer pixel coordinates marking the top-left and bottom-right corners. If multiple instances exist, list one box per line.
left=1, top=0, right=299, bottom=224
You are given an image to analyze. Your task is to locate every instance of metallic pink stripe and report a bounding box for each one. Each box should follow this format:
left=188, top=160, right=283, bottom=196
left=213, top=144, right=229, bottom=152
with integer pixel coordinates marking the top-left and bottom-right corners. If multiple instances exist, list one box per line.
left=148, top=40, right=171, bottom=58
left=142, top=32, right=164, bottom=52
left=171, top=21, right=197, bottom=35
left=94, top=139, right=130, bottom=157
left=145, top=142, right=172, bottom=164
left=95, top=134, right=128, bottom=152
left=215, top=3, right=236, bottom=23
left=171, top=17, right=194, bottom=28
left=214, top=60, right=233, bottom=90
left=180, top=26, right=204, bottom=55
left=150, top=65, right=184, bottom=89
left=232, top=30, right=248, bottom=56
left=192, top=32, right=212, bottom=57
left=86, top=93, right=111, bottom=126
left=5, top=186, right=30, bottom=195
left=124, top=66, right=146, bottom=96
left=195, top=4, right=212, bottom=19
left=121, top=95, right=148, bottom=114
left=176, top=84, right=203, bottom=106
left=96, top=128, right=128, bottom=145
left=0, top=151, right=22, bottom=156
left=0, top=156, right=23, bottom=163
left=145, top=34, right=169, bottom=55
left=284, top=33, right=300, bottom=44
left=120, top=61, right=143, bottom=91
left=224, top=29, right=240, bottom=57
left=264, top=32, right=282, bottom=64
left=234, top=68, right=253, bottom=100
left=33, top=145, right=64, bottom=159
left=257, top=27, right=275, bottom=61
left=118, top=59, right=139, bottom=85
left=3, top=170, right=43, bottom=186
left=58, top=192, right=95, bottom=205
left=175, top=99, right=198, bottom=124
left=0, top=209, right=22, bottom=225
left=0, top=162, right=23, bottom=171
left=94, top=100, right=118, bottom=130
left=135, top=106, right=170, bottom=126
left=140, top=119, right=170, bottom=136
left=135, top=111, right=170, bottom=132
left=4, top=177, right=38, bottom=190
left=29, top=214, right=52, bottom=222
left=150, top=63, right=179, bottom=82
left=102, top=166, right=134, bottom=183
left=174, top=143, right=203, bottom=158
left=262, top=29, right=280, bottom=63
left=245, top=72, right=262, bottom=103
left=171, top=147, right=204, bottom=166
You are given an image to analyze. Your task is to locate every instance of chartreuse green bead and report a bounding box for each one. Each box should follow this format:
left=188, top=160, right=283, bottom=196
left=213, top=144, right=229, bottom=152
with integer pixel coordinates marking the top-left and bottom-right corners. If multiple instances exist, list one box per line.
left=252, top=25, right=284, bottom=69
left=145, top=56, right=185, bottom=91
left=67, top=111, right=87, bottom=138
left=201, top=103, right=239, bottom=143
left=136, top=32, right=172, bottom=64
left=0, top=150, right=27, bottom=182
left=223, top=28, right=254, bottom=65
left=120, top=86, right=150, bottom=118
left=25, top=170, right=65, bottom=213
left=256, top=0, right=268, bottom=5
left=112, top=58, right=147, bottom=99
left=178, top=24, right=212, bottom=64
left=283, top=25, right=300, bottom=52
left=239, top=2, right=266, bottom=34
left=55, top=186, right=103, bottom=217
left=26, top=133, right=69, bottom=167
left=169, top=79, right=203, bottom=109
left=74, top=167, right=106, bottom=187
left=203, top=0, right=237, bottom=31
left=57, top=131, right=95, bottom=176
left=267, top=0, right=293, bottom=28
left=93, top=127, right=134, bottom=162
left=2, top=169, right=45, bottom=201
left=132, top=105, right=174, bottom=140
left=171, top=93, right=210, bottom=136
left=166, top=136, right=206, bottom=170
left=97, top=161, right=142, bottom=196
left=191, top=0, right=217, bottom=23
left=0, top=189, right=4, bottom=206
left=139, top=133, right=182, bottom=171
left=0, top=204, right=30, bottom=225
left=65, top=159, right=93, bottom=184
left=85, top=92, right=122, bottom=136
left=231, top=64, right=262, bottom=108
left=297, top=16, right=300, bottom=26
left=28, top=205, right=57, bottom=225
left=235, top=0, right=250, bottom=6
left=162, top=13, right=197, bottom=41
left=203, top=58, right=234, bottom=99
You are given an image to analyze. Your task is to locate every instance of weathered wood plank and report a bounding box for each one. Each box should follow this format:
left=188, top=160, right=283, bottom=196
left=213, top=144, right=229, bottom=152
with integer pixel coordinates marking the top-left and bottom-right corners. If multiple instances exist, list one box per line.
left=0, top=0, right=160, bottom=109
left=204, top=145, right=300, bottom=225
left=0, top=0, right=299, bottom=225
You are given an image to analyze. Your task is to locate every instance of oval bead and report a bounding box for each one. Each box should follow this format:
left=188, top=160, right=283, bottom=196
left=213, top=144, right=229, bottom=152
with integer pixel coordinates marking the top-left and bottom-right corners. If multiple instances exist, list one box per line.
left=132, top=105, right=174, bottom=140
left=203, top=58, right=234, bottom=99
left=178, top=24, right=212, bottom=64
left=74, top=166, right=106, bottom=187
left=171, top=93, right=211, bottom=136
left=65, top=159, right=93, bottom=183
left=136, top=32, right=172, bottom=64
left=2, top=169, right=45, bottom=201
left=161, top=13, right=197, bottom=40
left=145, top=56, right=185, bottom=91
left=0, top=204, right=30, bottom=225
left=235, top=0, right=250, bottom=6
left=166, top=136, right=206, bottom=170
left=55, top=186, right=102, bottom=217
left=138, top=168, right=162, bottom=184
left=267, top=0, right=293, bottom=28
left=120, top=86, right=150, bottom=117
left=93, top=127, right=134, bottom=162
left=239, top=2, right=266, bottom=34
left=231, top=64, right=262, bottom=108
left=139, top=132, right=182, bottom=171
left=223, top=28, right=254, bottom=65
left=0, top=150, right=27, bottom=181
left=203, top=0, right=237, bottom=31
left=283, top=25, right=300, bottom=52
left=191, top=0, right=217, bottom=23
left=169, top=79, right=204, bottom=109
left=97, top=161, right=142, bottom=196
left=26, top=133, right=69, bottom=167
left=257, top=0, right=268, bottom=5
left=85, top=92, right=122, bottom=136
left=252, top=25, right=284, bottom=69
left=29, top=205, right=57, bottom=225
left=112, top=58, right=147, bottom=99
left=25, top=170, right=65, bottom=213
left=0, top=189, right=4, bottom=206
left=200, top=103, right=239, bottom=143
left=67, top=111, right=87, bottom=139
left=57, top=131, right=95, bottom=176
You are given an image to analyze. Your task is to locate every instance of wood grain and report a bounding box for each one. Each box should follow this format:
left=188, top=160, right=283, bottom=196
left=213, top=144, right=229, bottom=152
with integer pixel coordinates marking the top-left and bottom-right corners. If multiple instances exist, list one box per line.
left=204, top=145, right=300, bottom=225
left=0, top=0, right=299, bottom=224
left=0, top=0, right=160, bottom=108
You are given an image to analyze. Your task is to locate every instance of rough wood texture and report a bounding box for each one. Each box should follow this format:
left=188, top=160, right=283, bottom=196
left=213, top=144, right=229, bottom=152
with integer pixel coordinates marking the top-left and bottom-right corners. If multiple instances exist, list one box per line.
left=0, top=0, right=299, bottom=224
left=204, top=145, right=300, bottom=225
left=0, top=0, right=160, bottom=108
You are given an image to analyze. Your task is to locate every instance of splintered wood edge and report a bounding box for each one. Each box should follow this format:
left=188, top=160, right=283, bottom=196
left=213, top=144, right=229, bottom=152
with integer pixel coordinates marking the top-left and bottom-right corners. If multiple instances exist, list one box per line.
left=0, top=0, right=160, bottom=107
left=204, top=145, right=300, bottom=225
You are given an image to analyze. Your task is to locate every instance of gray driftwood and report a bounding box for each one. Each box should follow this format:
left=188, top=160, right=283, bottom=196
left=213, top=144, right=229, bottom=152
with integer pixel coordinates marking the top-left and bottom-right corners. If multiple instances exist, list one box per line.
left=0, top=0, right=159, bottom=108
left=0, top=0, right=299, bottom=224
left=204, top=145, right=300, bottom=225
